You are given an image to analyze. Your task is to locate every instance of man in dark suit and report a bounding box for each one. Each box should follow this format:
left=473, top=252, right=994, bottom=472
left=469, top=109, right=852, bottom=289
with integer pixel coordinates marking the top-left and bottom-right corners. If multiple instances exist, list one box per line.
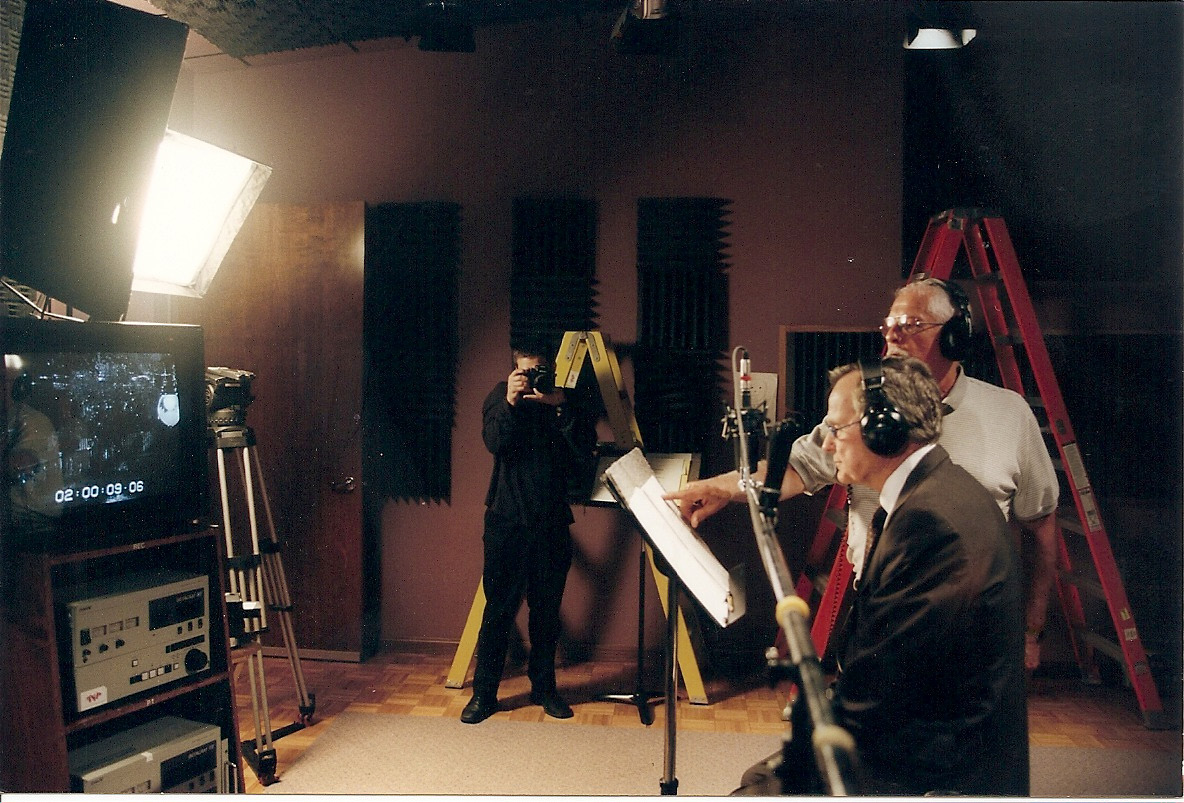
left=821, top=356, right=1028, bottom=795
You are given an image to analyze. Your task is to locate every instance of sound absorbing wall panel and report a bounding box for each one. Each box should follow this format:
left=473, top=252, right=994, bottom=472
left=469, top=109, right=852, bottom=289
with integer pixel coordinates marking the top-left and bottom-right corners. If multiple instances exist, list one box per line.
left=510, top=197, right=599, bottom=357
left=364, top=202, right=461, bottom=504
left=780, top=328, right=883, bottom=430
left=634, top=198, right=732, bottom=454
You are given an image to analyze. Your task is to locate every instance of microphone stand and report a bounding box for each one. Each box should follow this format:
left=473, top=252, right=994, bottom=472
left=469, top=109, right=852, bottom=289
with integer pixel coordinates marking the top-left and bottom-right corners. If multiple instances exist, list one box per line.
left=727, top=347, right=859, bottom=796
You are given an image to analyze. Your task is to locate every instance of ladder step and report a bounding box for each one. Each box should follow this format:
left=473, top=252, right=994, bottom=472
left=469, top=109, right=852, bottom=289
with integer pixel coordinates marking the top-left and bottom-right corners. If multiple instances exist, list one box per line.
left=1056, top=512, right=1085, bottom=536
left=825, top=508, right=848, bottom=530
left=1072, top=625, right=1129, bottom=669
left=994, top=333, right=1024, bottom=347
left=1058, top=568, right=1105, bottom=601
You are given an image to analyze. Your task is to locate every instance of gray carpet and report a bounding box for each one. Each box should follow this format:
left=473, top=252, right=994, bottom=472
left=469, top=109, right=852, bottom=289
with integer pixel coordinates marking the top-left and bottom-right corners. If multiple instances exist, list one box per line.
left=264, top=711, right=1181, bottom=798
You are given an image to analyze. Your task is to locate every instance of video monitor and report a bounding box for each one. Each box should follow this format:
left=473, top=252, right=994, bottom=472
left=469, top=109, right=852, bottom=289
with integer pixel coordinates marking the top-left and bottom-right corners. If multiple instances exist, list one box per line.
left=3, top=318, right=208, bottom=550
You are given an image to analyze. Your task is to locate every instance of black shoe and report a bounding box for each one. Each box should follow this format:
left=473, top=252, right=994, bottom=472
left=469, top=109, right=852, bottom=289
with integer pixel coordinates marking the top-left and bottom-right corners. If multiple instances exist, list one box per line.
left=530, top=689, right=573, bottom=719
left=460, top=695, right=499, bottom=724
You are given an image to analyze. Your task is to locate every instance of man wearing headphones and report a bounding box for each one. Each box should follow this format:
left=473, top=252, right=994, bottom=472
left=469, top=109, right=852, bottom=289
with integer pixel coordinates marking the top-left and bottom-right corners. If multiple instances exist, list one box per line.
left=665, top=276, right=1059, bottom=669
left=737, top=357, right=1028, bottom=796
left=828, top=357, right=1027, bottom=794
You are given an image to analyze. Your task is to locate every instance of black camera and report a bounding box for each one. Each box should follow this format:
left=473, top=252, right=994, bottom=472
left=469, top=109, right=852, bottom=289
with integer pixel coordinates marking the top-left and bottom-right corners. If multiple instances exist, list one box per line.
left=523, top=365, right=555, bottom=394
left=205, top=367, right=255, bottom=427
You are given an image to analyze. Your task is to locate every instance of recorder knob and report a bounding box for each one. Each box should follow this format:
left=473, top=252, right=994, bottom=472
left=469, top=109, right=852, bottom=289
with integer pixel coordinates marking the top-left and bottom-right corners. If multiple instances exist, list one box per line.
left=184, top=648, right=209, bottom=673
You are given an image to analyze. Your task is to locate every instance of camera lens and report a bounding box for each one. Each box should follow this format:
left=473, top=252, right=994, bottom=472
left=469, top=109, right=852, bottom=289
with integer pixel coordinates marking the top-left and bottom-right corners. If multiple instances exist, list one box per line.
left=526, top=366, right=554, bottom=394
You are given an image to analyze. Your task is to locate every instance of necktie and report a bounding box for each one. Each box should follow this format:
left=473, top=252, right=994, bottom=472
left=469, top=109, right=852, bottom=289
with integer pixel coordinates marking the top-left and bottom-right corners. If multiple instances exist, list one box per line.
left=871, top=506, right=887, bottom=536
left=864, top=507, right=888, bottom=573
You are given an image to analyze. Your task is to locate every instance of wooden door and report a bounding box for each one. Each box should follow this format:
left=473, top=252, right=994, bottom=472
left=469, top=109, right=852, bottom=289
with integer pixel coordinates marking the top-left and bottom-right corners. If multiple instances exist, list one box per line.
left=176, top=202, right=375, bottom=659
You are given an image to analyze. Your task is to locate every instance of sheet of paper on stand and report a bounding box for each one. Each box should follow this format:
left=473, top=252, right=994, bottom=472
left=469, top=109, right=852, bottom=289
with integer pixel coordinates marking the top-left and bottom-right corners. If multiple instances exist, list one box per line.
left=603, top=448, right=746, bottom=628
left=587, top=451, right=700, bottom=504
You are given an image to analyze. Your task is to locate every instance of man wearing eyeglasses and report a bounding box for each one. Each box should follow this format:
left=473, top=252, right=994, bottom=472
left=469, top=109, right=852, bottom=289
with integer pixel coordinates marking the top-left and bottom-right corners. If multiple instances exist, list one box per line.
left=736, top=357, right=1029, bottom=796
left=664, top=276, right=1059, bottom=670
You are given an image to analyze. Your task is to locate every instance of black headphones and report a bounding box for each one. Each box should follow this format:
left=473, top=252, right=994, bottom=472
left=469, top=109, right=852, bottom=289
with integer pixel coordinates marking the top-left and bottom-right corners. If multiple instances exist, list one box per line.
left=911, top=275, right=973, bottom=361
left=859, top=361, right=910, bottom=457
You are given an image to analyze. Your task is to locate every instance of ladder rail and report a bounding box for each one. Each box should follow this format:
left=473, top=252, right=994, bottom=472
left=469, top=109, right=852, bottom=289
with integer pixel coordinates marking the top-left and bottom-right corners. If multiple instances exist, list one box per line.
left=808, top=486, right=853, bottom=658
left=927, top=218, right=1096, bottom=684
left=976, top=217, right=1162, bottom=720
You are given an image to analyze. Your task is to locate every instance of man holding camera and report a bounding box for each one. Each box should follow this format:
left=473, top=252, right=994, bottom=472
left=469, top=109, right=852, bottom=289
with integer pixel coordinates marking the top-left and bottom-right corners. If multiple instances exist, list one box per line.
left=461, top=340, right=597, bottom=724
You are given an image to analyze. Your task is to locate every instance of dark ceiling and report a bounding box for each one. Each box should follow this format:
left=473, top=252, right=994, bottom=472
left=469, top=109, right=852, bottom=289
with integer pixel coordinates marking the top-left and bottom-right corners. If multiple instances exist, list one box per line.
left=142, top=0, right=636, bottom=59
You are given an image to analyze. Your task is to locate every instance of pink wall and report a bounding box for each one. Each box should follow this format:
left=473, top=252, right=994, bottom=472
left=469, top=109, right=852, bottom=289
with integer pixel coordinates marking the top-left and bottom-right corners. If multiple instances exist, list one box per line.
left=155, top=4, right=905, bottom=655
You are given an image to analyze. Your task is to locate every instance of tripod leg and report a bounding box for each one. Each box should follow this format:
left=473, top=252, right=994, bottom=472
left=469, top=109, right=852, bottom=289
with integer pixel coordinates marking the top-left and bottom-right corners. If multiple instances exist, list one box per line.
left=249, top=444, right=315, bottom=720
left=217, top=450, right=244, bottom=605
left=218, top=440, right=279, bottom=783
left=237, top=447, right=268, bottom=633
left=594, top=544, right=659, bottom=724
left=238, top=643, right=278, bottom=785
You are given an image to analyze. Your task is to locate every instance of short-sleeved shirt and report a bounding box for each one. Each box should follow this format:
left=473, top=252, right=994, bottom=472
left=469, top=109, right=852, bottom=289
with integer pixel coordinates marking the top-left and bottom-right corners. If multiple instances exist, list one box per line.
left=788, top=369, right=1059, bottom=579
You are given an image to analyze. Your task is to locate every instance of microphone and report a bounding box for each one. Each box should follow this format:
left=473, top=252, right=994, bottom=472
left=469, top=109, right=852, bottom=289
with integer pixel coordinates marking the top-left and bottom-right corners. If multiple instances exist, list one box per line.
left=760, top=417, right=799, bottom=514
left=739, top=350, right=752, bottom=410
left=736, top=350, right=763, bottom=472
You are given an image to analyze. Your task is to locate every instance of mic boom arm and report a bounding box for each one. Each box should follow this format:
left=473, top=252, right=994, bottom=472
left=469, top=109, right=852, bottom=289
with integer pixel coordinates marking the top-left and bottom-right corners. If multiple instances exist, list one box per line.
left=725, top=348, right=859, bottom=796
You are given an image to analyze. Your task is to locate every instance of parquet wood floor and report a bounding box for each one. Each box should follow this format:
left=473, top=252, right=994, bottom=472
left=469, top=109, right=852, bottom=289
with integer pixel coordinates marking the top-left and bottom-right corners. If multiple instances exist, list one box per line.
left=234, top=646, right=1181, bottom=793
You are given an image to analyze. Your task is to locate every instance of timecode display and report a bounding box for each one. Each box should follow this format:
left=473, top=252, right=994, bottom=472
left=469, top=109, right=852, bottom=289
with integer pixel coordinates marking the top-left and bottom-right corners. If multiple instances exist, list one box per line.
left=54, top=479, right=146, bottom=505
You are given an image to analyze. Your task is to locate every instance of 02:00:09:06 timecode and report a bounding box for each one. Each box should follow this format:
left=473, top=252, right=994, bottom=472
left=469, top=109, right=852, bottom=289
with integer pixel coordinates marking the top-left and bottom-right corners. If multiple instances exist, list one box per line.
left=54, top=480, right=146, bottom=504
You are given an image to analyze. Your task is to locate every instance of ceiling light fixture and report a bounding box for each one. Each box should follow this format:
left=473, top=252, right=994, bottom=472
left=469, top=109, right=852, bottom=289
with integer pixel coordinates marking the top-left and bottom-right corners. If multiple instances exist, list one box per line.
left=611, top=0, right=678, bottom=56
left=905, top=26, right=976, bottom=49
left=417, top=1, right=476, bottom=53
left=904, top=3, right=976, bottom=50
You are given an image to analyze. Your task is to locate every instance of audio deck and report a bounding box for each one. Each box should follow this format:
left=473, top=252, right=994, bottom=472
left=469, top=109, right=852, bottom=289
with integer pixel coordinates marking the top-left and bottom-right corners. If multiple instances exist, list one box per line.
left=61, top=569, right=211, bottom=713
left=68, top=715, right=226, bottom=793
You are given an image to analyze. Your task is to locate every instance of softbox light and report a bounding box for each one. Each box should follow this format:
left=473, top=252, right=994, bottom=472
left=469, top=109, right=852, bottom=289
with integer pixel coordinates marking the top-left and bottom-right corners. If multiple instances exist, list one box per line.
left=132, top=130, right=272, bottom=298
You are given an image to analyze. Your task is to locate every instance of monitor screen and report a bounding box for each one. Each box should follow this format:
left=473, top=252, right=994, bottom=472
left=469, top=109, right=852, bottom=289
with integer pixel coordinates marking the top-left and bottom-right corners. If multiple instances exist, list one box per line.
left=3, top=318, right=207, bottom=549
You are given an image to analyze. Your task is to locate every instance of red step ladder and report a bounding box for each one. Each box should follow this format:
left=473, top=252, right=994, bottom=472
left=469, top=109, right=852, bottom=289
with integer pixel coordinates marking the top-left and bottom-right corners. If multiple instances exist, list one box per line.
left=803, top=208, right=1167, bottom=729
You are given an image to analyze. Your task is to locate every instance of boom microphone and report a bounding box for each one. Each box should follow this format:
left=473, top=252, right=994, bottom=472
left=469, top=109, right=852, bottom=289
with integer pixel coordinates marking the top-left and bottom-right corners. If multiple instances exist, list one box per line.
left=739, top=349, right=752, bottom=410
left=760, top=417, right=799, bottom=514
left=735, top=349, right=761, bottom=472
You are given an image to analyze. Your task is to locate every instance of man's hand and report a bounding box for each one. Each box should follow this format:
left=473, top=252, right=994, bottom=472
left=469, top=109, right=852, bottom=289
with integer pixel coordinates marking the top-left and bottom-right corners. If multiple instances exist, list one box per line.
left=507, top=368, right=566, bottom=407
left=662, top=474, right=741, bottom=528
left=506, top=368, right=531, bottom=405
left=1024, top=633, right=1042, bottom=673
left=530, top=387, right=566, bottom=407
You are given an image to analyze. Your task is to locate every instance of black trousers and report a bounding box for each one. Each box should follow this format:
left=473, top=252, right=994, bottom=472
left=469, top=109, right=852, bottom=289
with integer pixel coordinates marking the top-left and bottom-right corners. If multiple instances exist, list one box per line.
left=472, top=510, right=572, bottom=699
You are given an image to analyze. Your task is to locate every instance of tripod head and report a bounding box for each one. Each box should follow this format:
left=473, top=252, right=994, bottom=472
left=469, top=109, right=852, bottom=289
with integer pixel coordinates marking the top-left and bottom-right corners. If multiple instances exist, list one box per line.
left=205, top=367, right=255, bottom=428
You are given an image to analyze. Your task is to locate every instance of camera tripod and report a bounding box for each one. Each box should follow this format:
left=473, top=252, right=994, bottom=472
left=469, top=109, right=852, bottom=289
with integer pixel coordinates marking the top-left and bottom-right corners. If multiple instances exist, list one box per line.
left=211, top=423, right=315, bottom=786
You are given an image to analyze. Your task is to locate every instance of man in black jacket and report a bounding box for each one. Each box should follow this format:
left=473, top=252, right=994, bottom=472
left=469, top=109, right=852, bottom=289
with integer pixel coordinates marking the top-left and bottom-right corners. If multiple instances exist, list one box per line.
left=825, top=357, right=1028, bottom=795
left=461, top=340, right=597, bottom=725
left=737, top=356, right=1027, bottom=795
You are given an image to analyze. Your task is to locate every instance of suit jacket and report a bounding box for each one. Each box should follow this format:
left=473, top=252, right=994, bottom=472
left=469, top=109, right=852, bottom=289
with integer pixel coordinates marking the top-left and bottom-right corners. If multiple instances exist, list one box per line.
left=833, top=445, right=1029, bottom=796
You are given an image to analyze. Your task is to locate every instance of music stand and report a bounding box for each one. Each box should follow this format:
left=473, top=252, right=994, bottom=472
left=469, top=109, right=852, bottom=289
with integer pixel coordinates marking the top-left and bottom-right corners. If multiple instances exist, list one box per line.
left=604, top=448, right=746, bottom=796
left=586, top=450, right=701, bottom=726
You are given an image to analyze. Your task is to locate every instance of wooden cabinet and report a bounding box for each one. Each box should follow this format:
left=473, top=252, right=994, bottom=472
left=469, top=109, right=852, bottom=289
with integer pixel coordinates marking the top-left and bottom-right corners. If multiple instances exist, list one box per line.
left=0, top=529, right=244, bottom=793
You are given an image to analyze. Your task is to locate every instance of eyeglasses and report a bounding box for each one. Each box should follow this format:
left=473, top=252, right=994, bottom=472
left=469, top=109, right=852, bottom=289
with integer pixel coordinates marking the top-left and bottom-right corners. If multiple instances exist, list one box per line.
left=879, top=315, right=942, bottom=337
left=823, top=419, right=861, bottom=438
